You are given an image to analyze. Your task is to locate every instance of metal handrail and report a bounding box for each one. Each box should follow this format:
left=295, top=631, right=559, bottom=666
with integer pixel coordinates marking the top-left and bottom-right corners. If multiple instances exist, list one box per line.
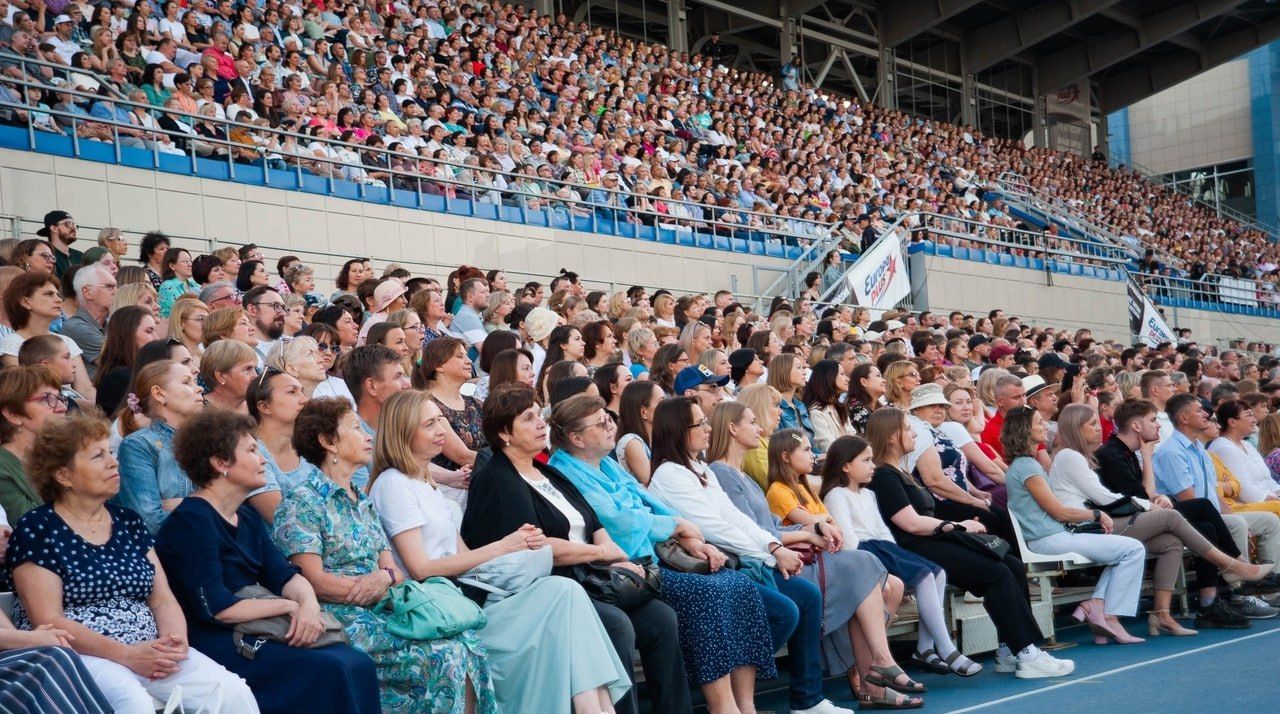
left=0, top=73, right=834, bottom=244
left=1130, top=270, right=1280, bottom=315
left=1121, top=156, right=1280, bottom=239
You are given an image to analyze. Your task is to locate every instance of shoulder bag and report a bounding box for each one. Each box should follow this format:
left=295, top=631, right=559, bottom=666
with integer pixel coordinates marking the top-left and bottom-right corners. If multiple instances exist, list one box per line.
left=231, top=584, right=349, bottom=660
left=654, top=538, right=741, bottom=573
left=456, top=546, right=553, bottom=604
left=932, top=521, right=1011, bottom=561
left=572, top=557, right=662, bottom=610
left=374, top=577, right=488, bottom=641
left=1085, top=496, right=1143, bottom=517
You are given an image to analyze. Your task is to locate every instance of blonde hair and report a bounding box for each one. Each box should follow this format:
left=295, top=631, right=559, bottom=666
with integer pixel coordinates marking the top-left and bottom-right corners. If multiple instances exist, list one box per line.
left=737, top=383, right=782, bottom=435
left=1054, top=403, right=1099, bottom=468
left=168, top=296, right=208, bottom=344
left=198, top=339, right=257, bottom=387
left=202, top=307, right=247, bottom=347
left=883, top=360, right=917, bottom=407
left=369, top=389, right=434, bottom=490
left=1260, top=413, right=1280, bottom=455
left=705, top=400, right=748, bottom=464
left=110, top=282, right=157, bottom=315
left=766, top=353, right=799, bottom=394
left=97, top=227, right=123, bottom=249
left=265, top=335, right=320, bottom=379
left=678, top=321, right=710, bottom=361
left=975, top=367, right=1010, bottom=408
left=607, top=291, right=630, bottom=320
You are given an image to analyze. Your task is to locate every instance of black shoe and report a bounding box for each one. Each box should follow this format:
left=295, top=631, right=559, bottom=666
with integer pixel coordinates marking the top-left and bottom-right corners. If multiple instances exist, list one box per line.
left=1195, top=600, right=1252, bottom=630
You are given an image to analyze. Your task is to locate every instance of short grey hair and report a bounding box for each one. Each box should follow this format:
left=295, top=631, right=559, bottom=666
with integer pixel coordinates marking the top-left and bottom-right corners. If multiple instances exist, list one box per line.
left=73, top=264, right=111, bottom=297
left=199, top=280, right=236, bottom=304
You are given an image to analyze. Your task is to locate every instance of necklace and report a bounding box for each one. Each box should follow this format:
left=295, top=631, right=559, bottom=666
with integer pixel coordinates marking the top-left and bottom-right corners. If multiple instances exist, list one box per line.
left=59, top=503, right=108, bottom=535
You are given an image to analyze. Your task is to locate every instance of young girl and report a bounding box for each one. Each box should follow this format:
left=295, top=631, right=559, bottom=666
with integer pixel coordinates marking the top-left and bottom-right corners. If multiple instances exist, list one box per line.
left=821, top=435, right=983, bottom=677
left=764, top=428, right=835, bottom=529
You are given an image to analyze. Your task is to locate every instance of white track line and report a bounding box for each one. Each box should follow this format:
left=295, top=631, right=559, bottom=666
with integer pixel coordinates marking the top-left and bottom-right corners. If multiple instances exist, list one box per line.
left=946, top=627, right=1280, bottom=713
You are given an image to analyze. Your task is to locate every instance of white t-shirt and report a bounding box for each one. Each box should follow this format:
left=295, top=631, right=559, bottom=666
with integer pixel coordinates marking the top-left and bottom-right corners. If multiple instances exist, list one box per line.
left=905, top=414, right=935, bottom=473
left=313, top=375, right=356, bottom=409
left=937, top=421, right=974, bottom=450
left=521, top=473, right=586, bottom=543
left=823, top=485, right=894, bottom=545
left=0, top=332, right=82, bottom=360
left=369, top=468, right=461, bottom=574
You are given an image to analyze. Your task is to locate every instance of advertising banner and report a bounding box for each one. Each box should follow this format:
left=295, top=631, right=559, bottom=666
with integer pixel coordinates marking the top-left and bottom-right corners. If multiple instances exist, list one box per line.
left=844, top=233, right=910, bottom=310
left=1128, top=282, right=1176, bottom=346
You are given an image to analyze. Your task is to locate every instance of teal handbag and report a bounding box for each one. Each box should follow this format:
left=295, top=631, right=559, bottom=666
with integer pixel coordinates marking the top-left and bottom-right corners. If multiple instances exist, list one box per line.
left=375, top=578, right=487, bottom=641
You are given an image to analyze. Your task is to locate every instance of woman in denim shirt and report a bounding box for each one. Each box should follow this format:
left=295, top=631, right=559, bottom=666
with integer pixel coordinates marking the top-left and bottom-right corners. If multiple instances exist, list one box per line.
left=768, top=353, right=819, bottom=453
left=116, top=359, right=207, bottom=533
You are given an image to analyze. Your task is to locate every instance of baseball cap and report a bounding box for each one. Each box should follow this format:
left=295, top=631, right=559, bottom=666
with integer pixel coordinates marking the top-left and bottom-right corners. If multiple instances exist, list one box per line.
left=968, top=334, right=990, bottom=350
left=54, top=14, right=73, bottom=24
left=1038, top=351, right=1079, bottom=375
left=36, top=210, right=71, bottom=237
left=674, top=365, right=730, bottom=395
left=990, top=344, right=1016, bottom=361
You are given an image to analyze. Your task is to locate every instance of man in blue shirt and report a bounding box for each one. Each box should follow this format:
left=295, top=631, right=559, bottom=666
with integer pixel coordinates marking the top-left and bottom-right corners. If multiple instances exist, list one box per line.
left=448, top=277, right=489, bottom=360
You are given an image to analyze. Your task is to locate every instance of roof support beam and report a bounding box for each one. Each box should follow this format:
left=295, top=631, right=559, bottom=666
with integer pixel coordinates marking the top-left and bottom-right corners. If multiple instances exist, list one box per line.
left=1098, top=16, right=1280, bottom=111
left=1036, top=0, right=1250, bottom=93
left=880, top=0, right=985, bottom=46
left=963, top=0, right=1125, bottom=73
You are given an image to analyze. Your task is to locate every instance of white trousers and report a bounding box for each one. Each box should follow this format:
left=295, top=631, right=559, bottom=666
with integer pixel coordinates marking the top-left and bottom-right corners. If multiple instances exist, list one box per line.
left=1030, top=531, right=1148, bottom=616
left=1224, top=511, right=1280, bottom=565
left=80, top=648, right=259, bottom=714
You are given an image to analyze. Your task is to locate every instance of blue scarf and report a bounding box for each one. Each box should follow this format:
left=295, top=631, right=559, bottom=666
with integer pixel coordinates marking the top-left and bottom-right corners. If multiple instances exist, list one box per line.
left=548, top=449, right=678, bottom=560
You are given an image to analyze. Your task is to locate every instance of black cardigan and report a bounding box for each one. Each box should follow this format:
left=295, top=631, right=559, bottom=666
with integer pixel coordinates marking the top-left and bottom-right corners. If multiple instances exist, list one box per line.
left=461, top=448, right=604, bottom=577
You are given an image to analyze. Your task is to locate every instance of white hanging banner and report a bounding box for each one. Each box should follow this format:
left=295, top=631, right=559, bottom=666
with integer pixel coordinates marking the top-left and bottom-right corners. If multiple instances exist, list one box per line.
left=844, top=233, right=910, bottom=309
left=1128, top=282, right=1176, bottom=347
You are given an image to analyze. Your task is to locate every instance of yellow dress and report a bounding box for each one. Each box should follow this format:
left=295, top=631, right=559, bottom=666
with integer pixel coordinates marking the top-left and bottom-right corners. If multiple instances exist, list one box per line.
left=1211, top=453, right=1280, bottom=516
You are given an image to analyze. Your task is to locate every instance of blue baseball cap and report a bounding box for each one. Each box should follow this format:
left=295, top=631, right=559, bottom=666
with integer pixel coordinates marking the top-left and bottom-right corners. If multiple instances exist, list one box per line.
left=674, top=365, right=730, bottom=396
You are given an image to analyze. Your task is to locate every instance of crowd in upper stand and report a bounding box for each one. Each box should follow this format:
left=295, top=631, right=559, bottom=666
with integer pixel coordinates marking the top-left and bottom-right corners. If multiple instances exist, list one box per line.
left=0, top=210, right=1278, bottom=713
left=1, top=0, right=1277, bottom=281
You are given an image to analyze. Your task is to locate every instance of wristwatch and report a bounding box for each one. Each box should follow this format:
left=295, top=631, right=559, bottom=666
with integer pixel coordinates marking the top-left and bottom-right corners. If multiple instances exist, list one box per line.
left=1092, top=509, right=1102, bottom=522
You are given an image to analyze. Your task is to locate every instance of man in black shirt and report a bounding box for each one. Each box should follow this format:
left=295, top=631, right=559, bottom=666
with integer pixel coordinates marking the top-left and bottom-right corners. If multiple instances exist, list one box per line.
left=1095, top=399, right=1252, bottom=627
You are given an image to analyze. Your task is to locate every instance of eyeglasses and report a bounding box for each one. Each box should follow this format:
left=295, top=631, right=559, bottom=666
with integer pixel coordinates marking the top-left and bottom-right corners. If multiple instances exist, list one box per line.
left=252, top=302, right=286, bottom=313
left=316, top=342, right=339, bottom=354
left=26, top=392, right=62, bottom=409
left=88, top=283, right=118, bottom=290
left=688, top=418, right=709, bottom=430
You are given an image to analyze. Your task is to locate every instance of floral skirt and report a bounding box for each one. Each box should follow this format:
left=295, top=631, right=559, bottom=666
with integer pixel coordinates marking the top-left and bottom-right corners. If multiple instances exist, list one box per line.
left=327, top=602, right=497, bottom=714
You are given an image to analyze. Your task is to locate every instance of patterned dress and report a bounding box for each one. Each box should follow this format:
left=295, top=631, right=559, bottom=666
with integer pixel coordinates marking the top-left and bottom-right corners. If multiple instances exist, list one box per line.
left=430, top=395, right=486, bottom=471
left=272, top=471, right=497, bottom=714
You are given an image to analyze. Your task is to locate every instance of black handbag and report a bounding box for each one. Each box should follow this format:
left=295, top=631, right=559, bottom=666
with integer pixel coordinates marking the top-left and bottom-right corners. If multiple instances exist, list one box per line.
left=934, top=522, right=1011, bottom=560
left=1086, top=496, right=1143, bottom=517
left=1065, top=521, right=1106, bottom=534
left=572, top=557, right=662, bottom=610
left=654, top=538, right=740, bottom=574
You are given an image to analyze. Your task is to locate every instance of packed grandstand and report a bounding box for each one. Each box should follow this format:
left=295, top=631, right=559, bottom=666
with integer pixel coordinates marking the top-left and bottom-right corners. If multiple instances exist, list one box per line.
left=5, top=1, right=1280, bottom=714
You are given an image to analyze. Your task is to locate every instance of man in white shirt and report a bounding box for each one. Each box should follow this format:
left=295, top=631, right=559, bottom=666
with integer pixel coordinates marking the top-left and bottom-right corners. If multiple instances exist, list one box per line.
left=1140, top=369, right=1176, bottom=445
left=46, top=15, right=79, bottom=65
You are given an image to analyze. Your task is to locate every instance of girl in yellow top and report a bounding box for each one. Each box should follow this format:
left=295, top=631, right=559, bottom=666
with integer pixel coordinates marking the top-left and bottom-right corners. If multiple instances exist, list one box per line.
left=766, top=429, right=837, bottom=529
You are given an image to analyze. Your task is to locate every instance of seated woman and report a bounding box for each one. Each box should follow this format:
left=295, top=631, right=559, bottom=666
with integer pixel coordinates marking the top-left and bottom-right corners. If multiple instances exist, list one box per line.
left=248, top=369, right=312, bottom=521
left=201, top=340, right=260, bottom=415
left=614, top=380, right=662, bottom=485
left=711, top=407, right=927, bottom=710
left=8, top=414, right=258, bottom=714
left=1050, top=404, right=1272, bottom=636
left=413, top=337, right=483, bottom=472
left=803, top=360, right=856, bottom=452
left=266, top=336, right=328, bottom=398
left=274, top=397, right=498, bottom=713
left=1209, top=400, right=1280, bottom=514
left=0, top=365, right=67, bottom=523
left=368, top=390, right=630, bottom=714
left=864, top=407, right=1074, bottom=679
left=93, top=306, right=158, bottom=416
left=117, top=360, right=206, bottom=534
left=820, top=436, right=976, bottom=677
left=299, top=323, right=356, bottom=406
left=461, top=385, right=690, bottom=714
left=0, top=606, right=113, bottom=714
left=847, top=364, right=885, bottom=435
left=942, top=384, right=1006, bottom=507
left=156, top=409, right=381, bottom=714
left=1000, top=405, right=1148, bottom=644
left=769, top=354, right=817, bottom=452
left=547, top=394, right=778, bottom=714
left=0, top=270, right=96, bottom=400
left=736, top=383, right=783, bottom=490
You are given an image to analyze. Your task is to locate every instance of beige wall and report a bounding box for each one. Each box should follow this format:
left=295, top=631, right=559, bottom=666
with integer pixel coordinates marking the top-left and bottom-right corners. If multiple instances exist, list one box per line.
left=0, top=149, right=790, bottom=298
left=1126, top=59, right=1251, bottom=175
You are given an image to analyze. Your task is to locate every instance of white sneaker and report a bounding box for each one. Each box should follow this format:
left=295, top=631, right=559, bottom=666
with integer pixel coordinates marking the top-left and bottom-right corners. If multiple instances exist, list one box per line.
left=994, top=653, right=1018, bottom=673
left=1015, top=652, right=1075, bottom=679
left=791, top=699, right=856, bottom=714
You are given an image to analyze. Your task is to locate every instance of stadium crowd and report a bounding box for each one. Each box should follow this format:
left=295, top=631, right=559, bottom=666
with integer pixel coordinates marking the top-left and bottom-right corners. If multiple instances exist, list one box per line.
left=0, top=213, right=1278, bottom=713
left=1, top=0, right=1277, bottom=284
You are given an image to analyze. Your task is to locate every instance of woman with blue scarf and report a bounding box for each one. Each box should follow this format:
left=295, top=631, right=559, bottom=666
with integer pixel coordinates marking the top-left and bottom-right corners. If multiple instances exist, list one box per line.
left=547, top=394, right=779, bottom=714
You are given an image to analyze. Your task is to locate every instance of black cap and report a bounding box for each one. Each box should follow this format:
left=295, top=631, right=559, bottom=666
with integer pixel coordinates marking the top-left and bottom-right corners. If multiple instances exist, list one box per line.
left=968, top=334, right=990, bottom=350
left=37, top=210, right=71, bottom=237
left=1037, top=351, right=1079, bottom=374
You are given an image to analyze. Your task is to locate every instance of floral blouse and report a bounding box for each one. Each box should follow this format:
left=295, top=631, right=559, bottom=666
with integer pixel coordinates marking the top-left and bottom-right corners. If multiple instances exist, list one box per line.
left=273, top=469, right=390, bottom=577
left=848, top=396, right=872, bottom=435
left=10, top=504, right=159, bottom=644
left=1265, top=447, right=1280, bottom=487
left=431, top=395, right=487, bottom=471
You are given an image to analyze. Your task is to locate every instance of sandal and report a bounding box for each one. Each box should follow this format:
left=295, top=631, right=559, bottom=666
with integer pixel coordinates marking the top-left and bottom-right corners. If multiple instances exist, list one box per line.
left=865, top=663, right=926, bottom=694
left=940, top=649, right=983, bottom=677
left=908, top=649, right=951, bottom=675
left=858, top=688, right=924, bottom=710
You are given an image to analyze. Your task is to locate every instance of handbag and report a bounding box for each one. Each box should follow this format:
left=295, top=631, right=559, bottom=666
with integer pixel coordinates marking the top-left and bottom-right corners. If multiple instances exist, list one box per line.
left=1065, top=521, right=1106, bottom=534
left=572, top=557, right=662, bottom=611
left=375, top=578, right=488, bottom=641
left=654, top=538, right=740, bottom=574
left=933, top=522, right=1011, bottom=561
left=456, top=546, right=553, bottom=604
left=1086, top=496, right=1143, bottom=517
left=230, top=585, right=349, bottom=660
left=788, top=542, right=818, bottom=566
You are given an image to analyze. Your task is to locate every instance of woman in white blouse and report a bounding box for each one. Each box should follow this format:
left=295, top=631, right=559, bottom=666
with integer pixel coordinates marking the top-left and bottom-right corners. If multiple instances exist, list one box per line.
left=366, top=390, right=629, bottom=714
left=820, top=436, right=978, bottom=676
left=1208, top=400, right=1280, bottom=506
left=1049, top=404, right=1269, bottom=636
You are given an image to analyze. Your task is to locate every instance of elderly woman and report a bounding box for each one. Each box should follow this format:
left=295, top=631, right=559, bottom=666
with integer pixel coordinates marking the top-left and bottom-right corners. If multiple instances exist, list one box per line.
left=548, top=394, right=778, bottom=714
left=0, top=365, right=67, bottom=522
left=247, top=369, right=311, bottom=522
left=8, top=414, right=259, bottom=713
left=461, top=385, right=691, bottom=714
left=201, top=340, right=260, bottom=414
left=156, top=409, right=381, bottom=714
left=266, top=336, right=328, bottom=398
left=368, top=390, right=630, bottom=714
left=274, top=397, right=497, bottom=713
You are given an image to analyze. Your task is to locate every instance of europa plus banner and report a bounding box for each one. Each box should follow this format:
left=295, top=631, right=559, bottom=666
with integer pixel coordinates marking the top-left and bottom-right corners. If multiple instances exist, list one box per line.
left=845, top=233, right=910, bottom=310
left=1128, top=281, right=1176, bottom=347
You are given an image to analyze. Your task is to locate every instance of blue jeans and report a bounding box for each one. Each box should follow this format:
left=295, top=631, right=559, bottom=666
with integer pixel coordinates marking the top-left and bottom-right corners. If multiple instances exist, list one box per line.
left=753, top=572, right=824, bottom=710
